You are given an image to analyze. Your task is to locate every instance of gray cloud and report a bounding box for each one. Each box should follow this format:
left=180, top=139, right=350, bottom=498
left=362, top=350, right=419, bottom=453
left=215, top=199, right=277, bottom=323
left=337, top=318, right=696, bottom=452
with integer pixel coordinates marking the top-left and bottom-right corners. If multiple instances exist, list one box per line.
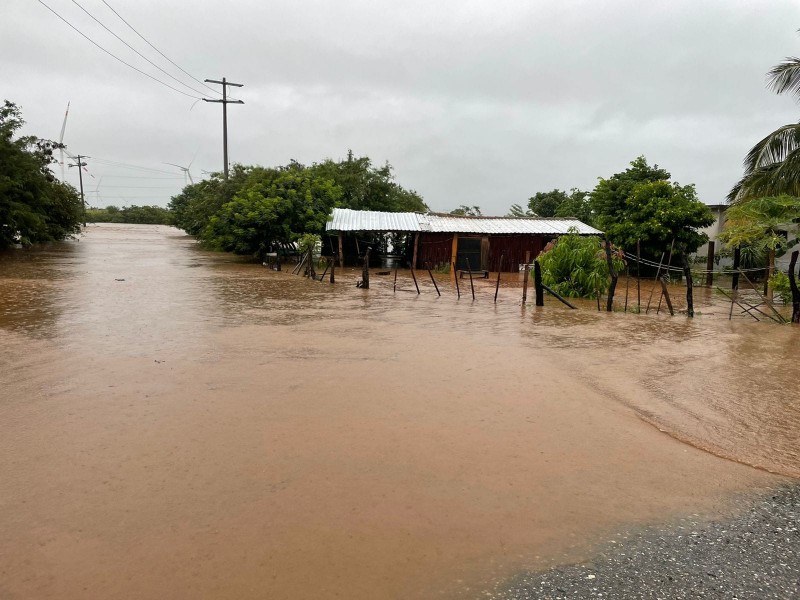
left=3, top=0, right=799, bottom=213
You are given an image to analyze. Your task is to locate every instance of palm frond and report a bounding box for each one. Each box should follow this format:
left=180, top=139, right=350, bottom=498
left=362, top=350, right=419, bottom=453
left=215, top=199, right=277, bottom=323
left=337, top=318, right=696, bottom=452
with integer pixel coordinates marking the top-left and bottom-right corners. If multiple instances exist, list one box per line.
left=729, top=146, right=800, bottom=202
left=742, top=122, right=800, bottom=174
left=767, top=57, right=800, bottom=97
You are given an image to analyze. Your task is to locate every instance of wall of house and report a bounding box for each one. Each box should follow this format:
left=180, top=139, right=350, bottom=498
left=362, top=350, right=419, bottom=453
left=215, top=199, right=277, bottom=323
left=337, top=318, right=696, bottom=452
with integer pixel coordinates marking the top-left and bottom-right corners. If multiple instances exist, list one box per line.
left=416, top=233, right=552, bottom=272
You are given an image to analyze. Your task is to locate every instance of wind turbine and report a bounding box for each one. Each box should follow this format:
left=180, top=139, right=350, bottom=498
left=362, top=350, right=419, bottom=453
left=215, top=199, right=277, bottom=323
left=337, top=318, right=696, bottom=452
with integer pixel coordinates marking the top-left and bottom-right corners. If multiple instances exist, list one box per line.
left=164, top=152, right=197, bottom=185
left=58, top=102, right=70, bottom=181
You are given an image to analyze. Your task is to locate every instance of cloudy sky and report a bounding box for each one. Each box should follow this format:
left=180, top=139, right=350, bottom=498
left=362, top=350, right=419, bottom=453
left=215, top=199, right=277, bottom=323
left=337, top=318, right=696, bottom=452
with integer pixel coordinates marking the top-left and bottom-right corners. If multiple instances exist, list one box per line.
left=3, top=0, right=800, bottom=214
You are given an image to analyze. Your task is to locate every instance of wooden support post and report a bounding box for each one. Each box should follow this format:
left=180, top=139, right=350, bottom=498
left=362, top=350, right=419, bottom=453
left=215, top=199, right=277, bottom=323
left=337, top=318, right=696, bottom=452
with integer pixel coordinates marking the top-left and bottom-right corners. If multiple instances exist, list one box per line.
left=318, top=259, right=330, bottom=282
left=732, top=246, right=741, bottom=290
left=276, top=253, right=281, bottom=272
left=541, top=283, right=577, bottom=309
left=682, top=251, right=693, bottom=317
left=412, top=232, right=420, bottom=271
left=308, top=248, right=316, bottom=279
left=426, top=262, right=440, bottom=296
left=410, top=268, right=420, bottom=294
left=453, top=262, right=460, bottom=299
left=788, top=250, right=800, bottom=323
left=534, top=260, right=544, bottom=306
left=465, top=257, right=475, bottom=300
left=604, top=239, right=618, bottom=312
left=393, top=263, right=398, bottom=293
left=656, top=239, right=674, bottom=314
left=522, top=250, right=530, bottom=304
left=705, top=241, right=715, bottom=287
left=361, top=247, right=370, bottom=289
left=636, top=239, right=641, bottom=311
left=658, top=276, right=674, bottom=316
left=330, top=256, right=335, bottom=283
left=338, top=232, right=345, bottom=269
left=450, top=234, right=459, bottom=281
left=624, top=265, right=629, bottom=312
left=494, top=254, right=504, bottom=303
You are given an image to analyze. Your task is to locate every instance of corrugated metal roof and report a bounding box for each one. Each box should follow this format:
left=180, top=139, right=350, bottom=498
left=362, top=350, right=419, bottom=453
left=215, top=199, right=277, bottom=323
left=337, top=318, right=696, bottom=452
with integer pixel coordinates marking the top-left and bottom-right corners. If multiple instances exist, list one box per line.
left=327, top=208, right=422, bottom=232
left=423, top=214, right=602, bottom=235
left=326, top=208, right=602, bottom=235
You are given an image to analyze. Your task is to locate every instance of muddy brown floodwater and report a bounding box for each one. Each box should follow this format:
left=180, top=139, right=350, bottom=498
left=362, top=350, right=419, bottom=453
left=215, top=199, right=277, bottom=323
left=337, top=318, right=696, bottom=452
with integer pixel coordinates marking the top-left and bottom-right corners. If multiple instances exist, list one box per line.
left=0, top=224, right=796, bottom=600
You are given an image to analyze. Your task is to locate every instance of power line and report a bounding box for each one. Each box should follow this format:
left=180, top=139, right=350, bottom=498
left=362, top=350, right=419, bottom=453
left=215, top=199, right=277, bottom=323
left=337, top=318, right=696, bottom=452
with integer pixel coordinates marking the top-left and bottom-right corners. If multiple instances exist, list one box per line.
left=37, top=0, right=202, bottom=100
left=69, top=0, right=211, bottom=98
left=90, top=157, right=184, bottom=174
left=99, top=0, right=225, bottom=99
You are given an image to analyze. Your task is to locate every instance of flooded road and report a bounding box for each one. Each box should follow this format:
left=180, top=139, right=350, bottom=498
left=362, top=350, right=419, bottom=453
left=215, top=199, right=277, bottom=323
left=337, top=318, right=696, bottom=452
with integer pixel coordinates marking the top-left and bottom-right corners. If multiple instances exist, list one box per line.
left=0, top=224, right=794, bottom=599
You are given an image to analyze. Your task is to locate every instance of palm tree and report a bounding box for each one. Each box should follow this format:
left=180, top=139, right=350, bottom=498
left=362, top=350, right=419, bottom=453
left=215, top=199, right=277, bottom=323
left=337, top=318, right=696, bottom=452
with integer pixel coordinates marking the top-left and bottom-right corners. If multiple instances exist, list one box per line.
left=729, top=57, right=800, bottom=202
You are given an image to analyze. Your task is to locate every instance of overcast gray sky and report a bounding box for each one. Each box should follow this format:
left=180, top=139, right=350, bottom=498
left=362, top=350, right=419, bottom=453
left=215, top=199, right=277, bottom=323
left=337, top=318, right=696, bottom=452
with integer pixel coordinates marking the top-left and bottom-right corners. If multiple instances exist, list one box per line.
left=3, top=0, right=800, bottom=213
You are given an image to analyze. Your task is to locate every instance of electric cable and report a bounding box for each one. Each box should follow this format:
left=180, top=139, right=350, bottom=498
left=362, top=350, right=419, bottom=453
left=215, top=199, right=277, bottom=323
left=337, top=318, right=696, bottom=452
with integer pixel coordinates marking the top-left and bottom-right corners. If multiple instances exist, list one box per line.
left=37, top=0, right=203, bottom=100
left=100, top=0, right=225, bottom=99
left=70, top=0, right=212, bottom=99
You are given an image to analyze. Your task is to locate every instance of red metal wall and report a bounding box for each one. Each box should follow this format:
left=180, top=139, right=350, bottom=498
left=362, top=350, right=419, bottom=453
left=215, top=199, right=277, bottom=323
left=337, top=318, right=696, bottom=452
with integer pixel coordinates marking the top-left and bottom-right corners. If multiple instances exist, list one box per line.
left=416, top=233, right=553, bottom=272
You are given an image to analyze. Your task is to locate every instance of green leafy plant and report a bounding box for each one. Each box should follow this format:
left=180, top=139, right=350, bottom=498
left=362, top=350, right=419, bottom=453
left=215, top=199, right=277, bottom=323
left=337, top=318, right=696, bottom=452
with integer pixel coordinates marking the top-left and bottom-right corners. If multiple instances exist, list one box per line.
left=537, top=231, right=624, bottom=299
left=769, top=271, right=793, bottom=304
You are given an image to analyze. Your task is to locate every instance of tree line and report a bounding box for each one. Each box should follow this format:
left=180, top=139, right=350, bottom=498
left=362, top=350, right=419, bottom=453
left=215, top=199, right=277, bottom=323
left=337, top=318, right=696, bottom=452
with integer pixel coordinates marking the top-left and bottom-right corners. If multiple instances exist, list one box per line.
left=1, top=101, right=83, bottom=250
left=168, top=151, right=426, bottom=258
left=86, top=205, right=173, bottom=225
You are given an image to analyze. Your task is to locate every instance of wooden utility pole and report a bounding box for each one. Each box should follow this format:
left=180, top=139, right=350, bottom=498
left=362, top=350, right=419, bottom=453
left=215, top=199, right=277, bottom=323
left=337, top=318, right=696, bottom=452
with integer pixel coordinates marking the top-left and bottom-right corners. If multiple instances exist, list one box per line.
left=68, top=154, right=87, bottom=226
left=203, top=77, right=244, bottom=179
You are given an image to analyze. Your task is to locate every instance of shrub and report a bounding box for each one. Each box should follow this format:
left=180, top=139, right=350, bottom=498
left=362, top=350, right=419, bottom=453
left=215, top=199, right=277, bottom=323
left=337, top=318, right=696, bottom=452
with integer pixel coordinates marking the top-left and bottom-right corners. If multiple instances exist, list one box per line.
left=537, top=231, right=624, bottom=299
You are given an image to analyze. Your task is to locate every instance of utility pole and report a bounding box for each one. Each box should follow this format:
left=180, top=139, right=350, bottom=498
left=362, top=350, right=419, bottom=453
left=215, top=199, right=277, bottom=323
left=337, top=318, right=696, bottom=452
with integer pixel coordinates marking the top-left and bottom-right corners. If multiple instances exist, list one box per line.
left=203, top=77, right=244, bottom=180
left=68, top=154, right=88, bottom=227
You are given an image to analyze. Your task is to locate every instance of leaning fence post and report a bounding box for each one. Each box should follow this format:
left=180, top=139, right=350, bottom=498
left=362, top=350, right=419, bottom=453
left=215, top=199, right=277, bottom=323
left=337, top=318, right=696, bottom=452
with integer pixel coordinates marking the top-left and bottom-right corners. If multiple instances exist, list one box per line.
left=465, top=257, right=475, bottom=300
left=453, top=261, right=460, bottom=299
left=494, top=254, right=504, bottom=303
left=426, top=262, right=441, bottom=296
left=410, top=267, right=420, bottom=295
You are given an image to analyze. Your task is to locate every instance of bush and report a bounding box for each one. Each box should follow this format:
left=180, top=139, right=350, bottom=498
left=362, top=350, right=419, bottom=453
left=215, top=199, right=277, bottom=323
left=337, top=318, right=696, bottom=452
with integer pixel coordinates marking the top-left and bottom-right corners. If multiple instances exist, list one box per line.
left=537, top=231, right=624, bottom=299
left=769, top=271, right=793, bottom=304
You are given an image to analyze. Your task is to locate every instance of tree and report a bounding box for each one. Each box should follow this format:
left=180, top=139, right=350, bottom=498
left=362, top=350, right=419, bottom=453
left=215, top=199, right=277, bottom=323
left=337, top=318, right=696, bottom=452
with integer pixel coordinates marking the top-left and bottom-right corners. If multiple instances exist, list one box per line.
left=718, top=195, right=800, bottom=300
left=528, top=189, right=569, bottom=217
left=1, top=100, right=82, bottom=248
left=729, top=57, right=800, bottom=202
left=591, top=157, right=712, bottom=258
left=449, top=205, right=482, bottom=216
left=508, top=188, right=593, bottom=222
left=311, top=151, right=427, bottom=213
left=204, top=162, right=342, bottom=257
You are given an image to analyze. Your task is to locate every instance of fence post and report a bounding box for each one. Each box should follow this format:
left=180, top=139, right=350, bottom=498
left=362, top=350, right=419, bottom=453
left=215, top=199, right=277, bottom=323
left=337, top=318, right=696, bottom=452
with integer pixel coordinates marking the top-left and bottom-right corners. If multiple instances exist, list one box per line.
left=534, top=260, right=544, bottom=306
left=522, top=250, right=530, bottom=304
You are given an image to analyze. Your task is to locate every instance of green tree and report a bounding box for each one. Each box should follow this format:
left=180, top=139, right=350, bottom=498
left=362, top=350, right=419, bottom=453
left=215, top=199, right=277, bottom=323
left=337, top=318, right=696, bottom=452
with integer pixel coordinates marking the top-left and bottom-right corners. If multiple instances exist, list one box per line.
left=169, top=164, right=251, bottom=235
left=311, top=151, right=427, bottom=213
left=718, top=195, right=800, bottom=300
left=204, top=162, right=342, bottom=257
left=591, top=157, right=711, bottom=257
left=1, top=100, right=82, bottom=248
left=527, top=189, right=568, bottom=217
left=729, top=57, right=800, bottom=202
left=449, top=205, right=482, bottom=216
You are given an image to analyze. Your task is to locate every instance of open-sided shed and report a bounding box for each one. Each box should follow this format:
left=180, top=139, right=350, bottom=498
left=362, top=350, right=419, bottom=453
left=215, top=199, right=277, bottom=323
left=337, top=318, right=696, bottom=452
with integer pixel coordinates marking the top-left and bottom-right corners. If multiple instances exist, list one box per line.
left=326, top=208, right=602, bottom=272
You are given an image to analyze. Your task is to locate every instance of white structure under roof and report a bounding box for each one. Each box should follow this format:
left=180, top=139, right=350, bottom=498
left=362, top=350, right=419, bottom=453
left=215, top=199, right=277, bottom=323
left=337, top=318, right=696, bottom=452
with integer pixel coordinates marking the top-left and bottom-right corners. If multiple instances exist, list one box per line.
left=326, top=208, right=602, bottom=235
